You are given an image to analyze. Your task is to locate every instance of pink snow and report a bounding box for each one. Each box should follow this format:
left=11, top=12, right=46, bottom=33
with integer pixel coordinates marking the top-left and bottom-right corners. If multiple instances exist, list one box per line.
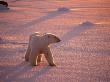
left=0, top=0, right=110, bottom=82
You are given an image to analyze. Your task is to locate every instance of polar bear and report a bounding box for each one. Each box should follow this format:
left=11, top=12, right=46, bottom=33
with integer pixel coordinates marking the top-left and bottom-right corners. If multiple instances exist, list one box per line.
left=25, top=32, right=61, bottom=66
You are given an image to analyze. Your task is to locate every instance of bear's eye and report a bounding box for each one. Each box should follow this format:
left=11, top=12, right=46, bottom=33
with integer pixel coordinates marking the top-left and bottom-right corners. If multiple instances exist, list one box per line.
left=48, top=36, right=50, bottom=38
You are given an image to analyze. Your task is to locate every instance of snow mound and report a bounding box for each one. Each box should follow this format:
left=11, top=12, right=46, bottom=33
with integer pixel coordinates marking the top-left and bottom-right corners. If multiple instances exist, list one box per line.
left=0, top=5, right=9, bottom=11
left=57, top=7, right=70, bottom=12
left=80, top=21, right=94, bottom=26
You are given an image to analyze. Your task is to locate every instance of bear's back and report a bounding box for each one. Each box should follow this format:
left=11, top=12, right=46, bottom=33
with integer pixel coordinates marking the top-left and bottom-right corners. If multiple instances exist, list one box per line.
left=29, top=33, right=44, bottom=48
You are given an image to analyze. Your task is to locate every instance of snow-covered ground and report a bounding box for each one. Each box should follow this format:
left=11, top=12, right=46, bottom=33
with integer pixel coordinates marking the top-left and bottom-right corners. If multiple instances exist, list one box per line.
left=0, top=0, right=110, bottom=82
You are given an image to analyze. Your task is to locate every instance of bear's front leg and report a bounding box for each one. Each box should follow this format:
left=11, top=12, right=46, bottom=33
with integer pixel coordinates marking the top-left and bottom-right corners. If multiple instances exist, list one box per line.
left=43, top=47, right=56, bottom=66
left=25, top=45, right=31, bottom=61
left=37, top=54, right=42, bottom=65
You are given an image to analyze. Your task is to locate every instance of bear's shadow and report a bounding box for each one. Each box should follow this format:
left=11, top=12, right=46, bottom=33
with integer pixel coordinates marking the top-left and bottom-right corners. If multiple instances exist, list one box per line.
left=52, top=21, right=94, bottom=48
left=0, top=61, right=52, bottom=82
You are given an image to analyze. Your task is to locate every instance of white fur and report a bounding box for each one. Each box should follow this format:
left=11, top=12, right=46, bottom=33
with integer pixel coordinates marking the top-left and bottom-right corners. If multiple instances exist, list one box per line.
left=25, top=32, right=60, bottom=66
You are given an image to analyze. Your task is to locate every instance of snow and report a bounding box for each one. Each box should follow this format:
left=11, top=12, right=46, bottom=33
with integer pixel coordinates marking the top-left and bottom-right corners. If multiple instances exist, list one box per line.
left=80, top=21, right=94, bottom=27
left=0, top=0, right=110, bottom=82
left=57, top=7, right=70, bottom=12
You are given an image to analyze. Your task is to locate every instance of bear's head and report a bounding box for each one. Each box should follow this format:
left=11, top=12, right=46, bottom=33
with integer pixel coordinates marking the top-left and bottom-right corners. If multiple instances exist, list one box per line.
left=44, top=33, right=61, bottom=44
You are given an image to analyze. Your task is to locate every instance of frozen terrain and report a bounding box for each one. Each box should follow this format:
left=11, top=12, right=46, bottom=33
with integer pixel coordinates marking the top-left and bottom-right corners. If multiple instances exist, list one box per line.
left=0, top=0, right=110, bottom=82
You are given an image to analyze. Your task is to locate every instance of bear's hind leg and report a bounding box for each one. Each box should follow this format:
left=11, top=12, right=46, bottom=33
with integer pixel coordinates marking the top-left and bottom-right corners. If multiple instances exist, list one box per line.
left=29, top=51, right=38, bottom=66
